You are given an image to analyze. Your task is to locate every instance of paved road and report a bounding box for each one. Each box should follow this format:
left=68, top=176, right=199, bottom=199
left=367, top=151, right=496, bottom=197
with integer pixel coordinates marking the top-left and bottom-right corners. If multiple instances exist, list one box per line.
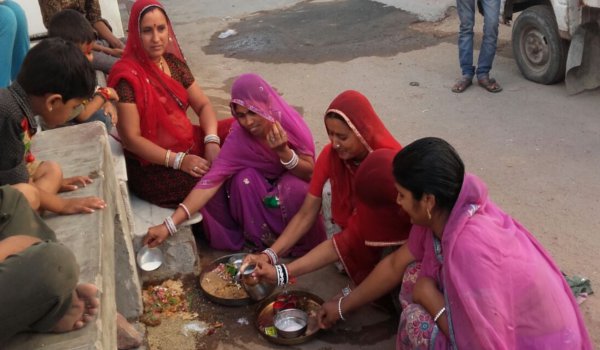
left=157, top=0, right=600, bottom=348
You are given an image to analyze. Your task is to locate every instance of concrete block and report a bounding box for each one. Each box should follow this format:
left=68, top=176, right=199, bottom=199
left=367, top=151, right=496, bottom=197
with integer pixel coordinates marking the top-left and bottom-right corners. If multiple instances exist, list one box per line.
left=138, top=226, right=199, bottom=283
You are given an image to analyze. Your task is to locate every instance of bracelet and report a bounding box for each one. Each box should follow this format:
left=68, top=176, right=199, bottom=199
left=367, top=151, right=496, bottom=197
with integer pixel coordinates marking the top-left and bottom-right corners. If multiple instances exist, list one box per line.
left=280, top=150, right=299, bottom=170
left=338, top=296, right=346, bottom=321
left=95, top=87, right=113, bottom=101
left=173, top=152, right=186, bottom=170
left=342, top=285, right=351, bottom=297
left=178, top=203, right=191, bottom=220
left=164, top=149, right=171, bottom=167
left=275, top=264, right=289, bottom=286
left=433, top=306, right=446, bottom=323
left=261, top=248, right=278, bottom=265
left=204, top=134, right=220, bottom=145
left=163, top=216, right=177, bottom=236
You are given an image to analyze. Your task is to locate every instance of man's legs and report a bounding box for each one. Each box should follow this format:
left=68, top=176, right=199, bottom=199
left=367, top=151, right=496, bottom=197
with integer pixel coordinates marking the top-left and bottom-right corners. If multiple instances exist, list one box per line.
left=457, top=0, right=477, bottom=78
left=476, top=0, right=501, bottom=79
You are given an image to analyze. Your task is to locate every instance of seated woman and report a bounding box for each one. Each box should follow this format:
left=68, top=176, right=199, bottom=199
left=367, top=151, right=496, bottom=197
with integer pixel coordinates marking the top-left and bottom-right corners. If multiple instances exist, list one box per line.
left=143, top=73, right=326, bottom=254
left=245, top=91, right=411, bottom=289
left=108, top=0, right=232, bottom=208
left=318, top=137, right=592, bottom=349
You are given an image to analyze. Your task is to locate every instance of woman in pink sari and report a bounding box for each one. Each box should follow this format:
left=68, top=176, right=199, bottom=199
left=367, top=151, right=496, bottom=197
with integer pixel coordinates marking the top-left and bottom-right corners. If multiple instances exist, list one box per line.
left=318, top=137, right=592, bottom=349
left=143, top=73, right=325, bottom=254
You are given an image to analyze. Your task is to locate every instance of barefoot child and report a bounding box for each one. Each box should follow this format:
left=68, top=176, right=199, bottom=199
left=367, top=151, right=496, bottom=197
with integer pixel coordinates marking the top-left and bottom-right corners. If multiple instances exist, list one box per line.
left=0, top=37, right=106, bottom=214
left=47, top=9, right=119, bottom=132
left=0, top=184, right=100, bottom=342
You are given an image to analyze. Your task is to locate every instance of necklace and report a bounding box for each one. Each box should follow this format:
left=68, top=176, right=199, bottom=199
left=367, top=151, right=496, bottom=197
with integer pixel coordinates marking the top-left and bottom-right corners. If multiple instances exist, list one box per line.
left=158, top=57, right=165, bottom=72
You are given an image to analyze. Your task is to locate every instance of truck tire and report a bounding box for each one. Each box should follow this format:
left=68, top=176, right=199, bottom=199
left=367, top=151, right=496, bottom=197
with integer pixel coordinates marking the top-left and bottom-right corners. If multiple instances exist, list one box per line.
left=512, top=5, right=567, bottom=84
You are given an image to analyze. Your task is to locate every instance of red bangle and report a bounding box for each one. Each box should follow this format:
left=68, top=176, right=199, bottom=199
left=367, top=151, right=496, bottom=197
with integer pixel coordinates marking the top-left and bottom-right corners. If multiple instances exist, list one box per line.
left=95, top=87, right=112, bottom=101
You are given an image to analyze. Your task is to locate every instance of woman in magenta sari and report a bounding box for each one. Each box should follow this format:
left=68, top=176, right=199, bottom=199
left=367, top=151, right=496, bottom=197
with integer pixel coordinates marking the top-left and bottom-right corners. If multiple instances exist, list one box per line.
left=318, top=137, right=592, bottom=349
left=143, top=73, right=325, bottom=254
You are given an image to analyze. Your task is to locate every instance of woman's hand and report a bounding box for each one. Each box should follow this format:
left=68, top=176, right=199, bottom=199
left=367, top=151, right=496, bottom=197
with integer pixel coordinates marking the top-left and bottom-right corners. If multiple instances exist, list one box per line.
left=60, top=176, right=93, bottom=192
left=240, top=253, right=270, bottom=274
left=102, top=102, right=118, bottom=126
left=266, top=121, right=289, bottom=153
left=180, top=154, right=210, bottom=177
left=252, top=261, right=277, bottom=284
left=143, top=224, right=170, bottom=248
left=317, top=298, right=341, bottom=329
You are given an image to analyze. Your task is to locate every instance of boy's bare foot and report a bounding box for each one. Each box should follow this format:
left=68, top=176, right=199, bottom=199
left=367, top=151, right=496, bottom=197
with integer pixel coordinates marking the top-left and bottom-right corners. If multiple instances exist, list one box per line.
left=60, top=176, right=94, bottom=192
left=60, top=197, right=107, bottom=214
left=52, top=284, right=99, bottom=333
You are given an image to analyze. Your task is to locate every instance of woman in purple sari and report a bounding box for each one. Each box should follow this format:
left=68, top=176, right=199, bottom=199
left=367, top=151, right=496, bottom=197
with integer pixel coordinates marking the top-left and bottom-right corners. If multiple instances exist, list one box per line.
left=143, top=73, right=325, bottom=254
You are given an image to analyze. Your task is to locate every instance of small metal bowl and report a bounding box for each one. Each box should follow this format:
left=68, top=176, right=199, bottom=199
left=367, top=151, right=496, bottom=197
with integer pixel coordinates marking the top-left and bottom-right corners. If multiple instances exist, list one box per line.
left=273, top=308, right=308, bottom=339
left=136, top=246, right=164, bottom=271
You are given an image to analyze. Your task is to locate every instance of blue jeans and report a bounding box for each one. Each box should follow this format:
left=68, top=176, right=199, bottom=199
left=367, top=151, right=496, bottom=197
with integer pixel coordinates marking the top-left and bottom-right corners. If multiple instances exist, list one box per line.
left=457, top=0, right=500, bottom=79
left=0, top=0, right=29, bottom=88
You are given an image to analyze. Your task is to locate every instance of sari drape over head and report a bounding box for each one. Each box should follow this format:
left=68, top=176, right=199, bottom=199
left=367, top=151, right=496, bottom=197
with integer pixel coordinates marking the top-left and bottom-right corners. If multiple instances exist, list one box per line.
left=405, top=173, right=592, bottom=349
left=107, top=0, right=195, bottom=162
left=325, top=90, right=400, bottom=228
left=195, top=74, right=325, bottom=253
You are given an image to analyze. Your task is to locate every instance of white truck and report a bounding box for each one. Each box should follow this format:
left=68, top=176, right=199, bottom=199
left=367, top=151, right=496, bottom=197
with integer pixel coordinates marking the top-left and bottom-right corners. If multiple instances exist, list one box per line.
left=501, top=0, right=600, bottom=93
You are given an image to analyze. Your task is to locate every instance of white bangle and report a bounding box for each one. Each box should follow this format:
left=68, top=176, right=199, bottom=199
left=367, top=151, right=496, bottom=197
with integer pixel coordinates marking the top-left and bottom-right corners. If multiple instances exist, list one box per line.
left=164, top=149, right=171, bottom=167
left=178, top=203, right=191, bottom=220
left=261, top=248, right=278, bottom=265
left=433, top=306, right=446, bottom=323
left=280, top=150, right=299, bottom=170
left=338, top=296, right=346, bottom=321
left=173, top=152, right=186, bottom=170
left=204, top=134, right=220, bottom=145
left=164, top=216, right=177, bottom=236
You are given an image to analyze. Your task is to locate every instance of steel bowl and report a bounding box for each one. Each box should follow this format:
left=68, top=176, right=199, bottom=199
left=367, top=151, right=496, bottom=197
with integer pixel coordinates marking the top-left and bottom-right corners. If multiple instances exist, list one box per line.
left=240, top=264, right=275, bottom=301
left=273, top=308, right=308, bottom=339
left=136, top=246, right=164, bottom=271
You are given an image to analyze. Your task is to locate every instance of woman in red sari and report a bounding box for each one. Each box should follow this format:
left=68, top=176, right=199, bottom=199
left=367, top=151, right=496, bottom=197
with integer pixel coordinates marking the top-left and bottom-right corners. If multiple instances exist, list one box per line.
left=108, top=0, right=232, bottom=208
left=244, top=90, right=411, bottom=289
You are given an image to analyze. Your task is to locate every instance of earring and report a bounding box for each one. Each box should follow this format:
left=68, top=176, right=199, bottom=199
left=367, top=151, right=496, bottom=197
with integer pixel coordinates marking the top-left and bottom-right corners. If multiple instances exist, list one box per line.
left=427, top=208, right=432, bottom=220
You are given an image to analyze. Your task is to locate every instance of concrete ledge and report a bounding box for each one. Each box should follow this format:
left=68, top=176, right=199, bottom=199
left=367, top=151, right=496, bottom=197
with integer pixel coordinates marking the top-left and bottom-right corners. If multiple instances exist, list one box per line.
left=6, top=122, right=137, bottom=350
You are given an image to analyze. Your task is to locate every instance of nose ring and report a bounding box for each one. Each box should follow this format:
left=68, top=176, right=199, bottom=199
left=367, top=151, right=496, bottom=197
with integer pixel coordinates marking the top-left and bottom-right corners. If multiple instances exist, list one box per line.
left=334, top=144, right=341, bottom=149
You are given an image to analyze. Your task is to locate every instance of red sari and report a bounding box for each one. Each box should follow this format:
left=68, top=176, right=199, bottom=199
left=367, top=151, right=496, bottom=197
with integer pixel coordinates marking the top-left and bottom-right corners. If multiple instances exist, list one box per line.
left=309, top=90, right=411, bottom=284
left=107, top=0, right=232, bottom=207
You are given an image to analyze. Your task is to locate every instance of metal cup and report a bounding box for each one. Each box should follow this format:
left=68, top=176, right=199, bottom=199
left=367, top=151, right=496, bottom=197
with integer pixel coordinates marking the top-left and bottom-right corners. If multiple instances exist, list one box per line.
left=240, top=264, right=274, bottom=301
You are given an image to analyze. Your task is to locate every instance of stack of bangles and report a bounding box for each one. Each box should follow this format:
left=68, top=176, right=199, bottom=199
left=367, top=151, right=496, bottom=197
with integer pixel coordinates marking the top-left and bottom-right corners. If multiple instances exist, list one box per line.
left=164, top=150, right=186, bottom=170
left=280, top=150, right=299, bottom=170
left=204, top=134, right=220, bottom=145
left=274, top=264, right=289, bottom=286
left=163, top=216, right=177, bottom=236
left=261, top=248, right=278, bottom=265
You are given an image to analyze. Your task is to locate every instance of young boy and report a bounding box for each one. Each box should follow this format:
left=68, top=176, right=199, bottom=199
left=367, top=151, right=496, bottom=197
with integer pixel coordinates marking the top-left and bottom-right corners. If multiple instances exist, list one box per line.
left=0, top=37, right=107, bottom=214
left=48, top=9, right=118, bottom=132
left=0, top=183, right=99, bottom=343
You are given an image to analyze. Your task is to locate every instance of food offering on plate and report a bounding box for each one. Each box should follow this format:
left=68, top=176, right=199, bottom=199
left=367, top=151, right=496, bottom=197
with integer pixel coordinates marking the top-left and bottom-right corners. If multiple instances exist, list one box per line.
left=200, top=260, right=249, bottom=300
left=255, top=291, right=324, bottom=345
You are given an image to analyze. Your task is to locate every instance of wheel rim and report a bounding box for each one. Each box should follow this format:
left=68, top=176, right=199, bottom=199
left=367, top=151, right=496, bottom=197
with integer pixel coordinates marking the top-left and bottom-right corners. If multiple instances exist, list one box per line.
left=520, top=26, right=550, bottom=73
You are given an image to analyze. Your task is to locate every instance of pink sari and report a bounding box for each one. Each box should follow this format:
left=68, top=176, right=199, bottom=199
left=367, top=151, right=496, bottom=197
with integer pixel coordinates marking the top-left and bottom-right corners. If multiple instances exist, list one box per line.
left=400, top=173, right=592, bottom=349
left=195, top=74, right=325, bottom=254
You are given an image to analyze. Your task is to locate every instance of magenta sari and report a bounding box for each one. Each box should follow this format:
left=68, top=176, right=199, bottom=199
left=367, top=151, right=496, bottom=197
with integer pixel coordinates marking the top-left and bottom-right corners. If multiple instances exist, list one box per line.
left=195, top=74, right=326, bottom=254
left=398, top=173, right=592, bottom=349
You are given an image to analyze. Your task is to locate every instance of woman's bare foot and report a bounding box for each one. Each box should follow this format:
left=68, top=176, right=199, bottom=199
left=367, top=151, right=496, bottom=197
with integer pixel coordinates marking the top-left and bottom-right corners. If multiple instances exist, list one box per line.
left=52, top=284, right=99, bottom=333
left=60, top=197, right=107, bottom=215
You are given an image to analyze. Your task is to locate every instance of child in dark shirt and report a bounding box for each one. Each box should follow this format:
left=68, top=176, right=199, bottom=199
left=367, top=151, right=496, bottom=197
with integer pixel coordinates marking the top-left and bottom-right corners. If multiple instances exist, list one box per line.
left=0, top=37, right=106, bottom=214
left=47, top=9, right=118, bottom=132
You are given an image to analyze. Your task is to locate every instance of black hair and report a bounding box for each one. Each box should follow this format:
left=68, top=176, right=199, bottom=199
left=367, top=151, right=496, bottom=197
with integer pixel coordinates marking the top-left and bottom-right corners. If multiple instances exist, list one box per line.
left=48, top=9, right=96, bottom=45
left=325, top=111, right=346, bottom=123
left=393, top=137, right=465, bottom=213
left=17, top=38, right=96, bottom=101
left=140, top=5, right=168, bottom=24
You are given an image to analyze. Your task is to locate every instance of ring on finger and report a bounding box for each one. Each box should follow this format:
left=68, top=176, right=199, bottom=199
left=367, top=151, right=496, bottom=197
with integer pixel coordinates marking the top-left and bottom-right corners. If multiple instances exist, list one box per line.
left=193, top=166, right=199, bottom=172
